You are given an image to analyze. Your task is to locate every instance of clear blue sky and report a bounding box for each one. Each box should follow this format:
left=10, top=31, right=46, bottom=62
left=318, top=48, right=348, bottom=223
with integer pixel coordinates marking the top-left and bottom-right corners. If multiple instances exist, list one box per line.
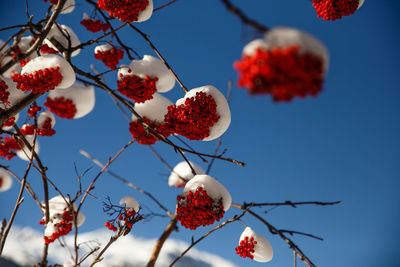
left=1, top=1, right=399, bottom=266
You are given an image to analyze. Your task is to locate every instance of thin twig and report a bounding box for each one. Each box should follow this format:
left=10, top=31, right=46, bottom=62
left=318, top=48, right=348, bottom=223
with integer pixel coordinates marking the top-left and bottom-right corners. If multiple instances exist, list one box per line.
left=80, top=150, right=173, bottom=217
left=220, top=0, right=269, bottom=32
left=231, top=203, right=316, bottom=267
left=154, top=0, right=179, bottom=12
left=147, top=218, right=178, bottom=267
left=128, top=23, right=188, bottom=93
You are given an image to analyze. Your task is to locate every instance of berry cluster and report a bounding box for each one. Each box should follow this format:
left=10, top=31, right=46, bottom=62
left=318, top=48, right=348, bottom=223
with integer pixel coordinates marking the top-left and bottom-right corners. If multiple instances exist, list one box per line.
left=164, top=92, right=220, bottom=140
left=38, top=118, right=56, bottom=136
left=312, top=0, right=360, bottom=21
left=41, top=210, right=76, bottom=244
left=97, top=0, right=149, bottom=22
left=129, top=116, right=171, bottom=145
left=0, top=80, right=9, bottom=104
left=0, top=136, right=20, bottom=160
left=1, top=116, right=16, bottom=128
left=234, top=46, right=324, bottom=102
left=176, top=187, right=225, bottom=230
left=11, top=67, right=63, bottom=94
left=40, top=44, right=58, bottom=55
left=28, top=105, right=42, bottom=118
left=105, top=209, right=143, bottom=234
left=44, top=97, right=77, bottom=119
left=117, top=74, right=158, bottom=103
left=94, top=47, right=124, bottom=70
left=236, top=236, right=257, bottom=259
left=80, top=18, right=111, bottom=33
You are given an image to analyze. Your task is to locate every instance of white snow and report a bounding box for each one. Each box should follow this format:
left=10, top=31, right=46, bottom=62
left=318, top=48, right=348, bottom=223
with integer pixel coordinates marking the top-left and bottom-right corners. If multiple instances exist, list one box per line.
left=2, top=226, right=237, bottom=267
left=44, top=24, right=81, bottom=57
left=51, top=0, right=75, bottom=14
left=168, top=161, right=205, bottom=187
left=183, top=174, right=232, bottom=211
left=120, top=55, right=175, bottom=93
left=38, top=110, right=56, bottom=129
left=131, top=92, right=172, bottom=122
left=137, top=0, right=154, bottom=22
left=119, top=196, right=140, bottom=212
left=16, top=134, right=40, bottom=161
left=239, top=227, right=273, bottom=262
left=94, top=43, right=113, bottom=53
left=0, top=167, right=12, bottom=192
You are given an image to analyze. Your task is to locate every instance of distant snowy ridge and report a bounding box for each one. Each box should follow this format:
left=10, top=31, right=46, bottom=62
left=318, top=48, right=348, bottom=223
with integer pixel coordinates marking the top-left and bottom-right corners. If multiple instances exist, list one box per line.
left=2, top=226, right=237, bottom=267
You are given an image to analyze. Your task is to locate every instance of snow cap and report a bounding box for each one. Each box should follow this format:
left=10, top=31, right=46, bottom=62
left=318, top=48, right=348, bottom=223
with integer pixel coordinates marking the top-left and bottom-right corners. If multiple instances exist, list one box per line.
left=0, top=168, right=12, bottom=192
left=44, top=24, right=81, bottom=57
left=16, top=135, right=40, bottom=161
left=120, top=196, right=140, bottom=212
left=183, top=174, right=232, bottom=211
left=45, top=195, right=85, bottom=226
left=137, top=0, right=154, bottom=22
left=119, top=55, right=175, bottom=93
left=51, top=0, right=75, bottom=14
left=239, top=227, right=273, bottom=262
left=38, top=110, right=56, bottom=129
left=168, top=161, right=205, bottom=187
left=131, top=93, right=172, bottom=123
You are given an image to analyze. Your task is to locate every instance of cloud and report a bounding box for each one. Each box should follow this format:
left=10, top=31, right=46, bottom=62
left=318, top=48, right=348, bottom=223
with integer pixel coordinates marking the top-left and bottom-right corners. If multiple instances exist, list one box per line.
left=2, top=226, right=237, bottom=267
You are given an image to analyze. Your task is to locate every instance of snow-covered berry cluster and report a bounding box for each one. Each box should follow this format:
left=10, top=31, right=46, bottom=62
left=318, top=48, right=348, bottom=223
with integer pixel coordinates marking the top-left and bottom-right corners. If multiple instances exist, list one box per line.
left=44, top=82, right=95, bottom=119
left=312, top=0, right=364, bottom=21
left=97, top=0, right=153, bottom=23
left=11, top=55, right=76, bottom=94
left=40, top=196, right=85, bottom=244
left=236, top=227, right=273, bottom=262
left=165, top=91, right=219, bottom=140
left=176, top=174, right=231, bottom=230
left=117, top=55, right=175, bottom=103
left=234, top=27, right=329, bottom=102
left=94, top=44, right=124, bottom=70
left=164, top=85, right=231, bottom=141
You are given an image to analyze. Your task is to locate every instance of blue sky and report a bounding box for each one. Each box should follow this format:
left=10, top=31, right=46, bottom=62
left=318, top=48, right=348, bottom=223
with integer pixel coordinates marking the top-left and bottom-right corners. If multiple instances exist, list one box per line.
left=1, top=0, right=399, bottom=266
